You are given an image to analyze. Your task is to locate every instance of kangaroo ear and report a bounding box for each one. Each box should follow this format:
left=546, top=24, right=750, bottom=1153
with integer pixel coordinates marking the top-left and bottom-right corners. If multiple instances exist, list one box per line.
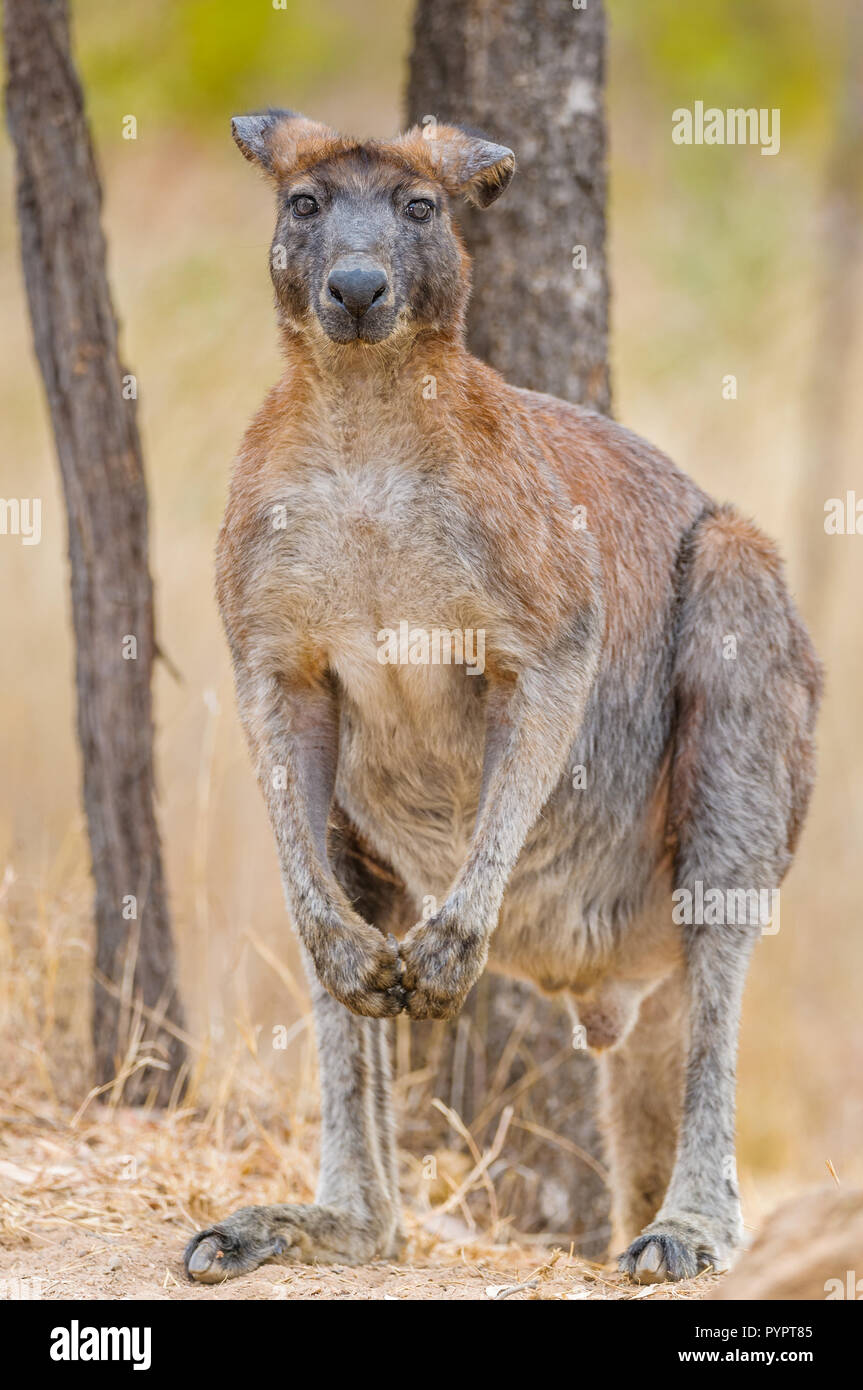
left=451, top=136, right=516, bottom=208
left=231, top=109, right=336, bottom=179
left=417, top=126, right=516, bottom=208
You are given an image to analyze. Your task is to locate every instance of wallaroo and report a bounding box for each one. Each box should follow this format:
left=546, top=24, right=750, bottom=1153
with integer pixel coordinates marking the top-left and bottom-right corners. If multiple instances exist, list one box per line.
left=185, top=111, right=821, bottom=1284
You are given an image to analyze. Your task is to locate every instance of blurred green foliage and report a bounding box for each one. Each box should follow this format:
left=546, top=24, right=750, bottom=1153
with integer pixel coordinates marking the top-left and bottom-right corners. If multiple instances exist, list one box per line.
left=613, top=0, right=838, bottom=139
left=74, top=0, right=412, bottom=140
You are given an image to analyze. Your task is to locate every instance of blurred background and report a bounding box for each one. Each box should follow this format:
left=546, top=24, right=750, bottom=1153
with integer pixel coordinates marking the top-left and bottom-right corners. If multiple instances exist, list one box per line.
left=1, top=0, right=861, bottom=1229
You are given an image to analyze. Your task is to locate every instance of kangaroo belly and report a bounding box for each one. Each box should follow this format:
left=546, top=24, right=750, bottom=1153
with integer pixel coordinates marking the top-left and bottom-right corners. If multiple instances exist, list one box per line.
left=335, top=663, right=487, bottom=900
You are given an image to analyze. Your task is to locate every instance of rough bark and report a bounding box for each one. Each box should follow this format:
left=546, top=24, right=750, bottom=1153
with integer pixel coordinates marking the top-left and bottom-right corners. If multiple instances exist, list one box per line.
left=5, top=0, right=186, bottom=1103
left=404, top=0, right=611, bottom=1251
left=407, top=0, right=610, bottom=411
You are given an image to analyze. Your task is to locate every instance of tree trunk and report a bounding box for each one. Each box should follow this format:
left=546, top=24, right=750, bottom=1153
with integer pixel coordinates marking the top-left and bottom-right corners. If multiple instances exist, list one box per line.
left=404, top=0, right=611, bottom=1252
left=407, top=0, right=610, bottom=412
left=5, top=0, right=187, bottom=1104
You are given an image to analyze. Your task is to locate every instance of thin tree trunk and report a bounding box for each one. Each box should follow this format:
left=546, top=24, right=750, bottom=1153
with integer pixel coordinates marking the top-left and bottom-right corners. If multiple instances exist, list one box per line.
left=404, top=0, right=611, bottom=1251
left=5, top=0, right=186, bottom=1104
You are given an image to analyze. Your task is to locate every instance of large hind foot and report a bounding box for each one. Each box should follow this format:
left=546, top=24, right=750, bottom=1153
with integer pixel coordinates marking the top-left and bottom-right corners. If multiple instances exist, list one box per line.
left=618, top=1212, right=737, bottom=1284
left=184, top=1202, right=400, bottom=1283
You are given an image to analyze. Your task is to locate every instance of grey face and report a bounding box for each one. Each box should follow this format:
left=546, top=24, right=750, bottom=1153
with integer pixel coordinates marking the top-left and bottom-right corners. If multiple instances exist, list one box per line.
left=269, top=154, right=465, bottom=344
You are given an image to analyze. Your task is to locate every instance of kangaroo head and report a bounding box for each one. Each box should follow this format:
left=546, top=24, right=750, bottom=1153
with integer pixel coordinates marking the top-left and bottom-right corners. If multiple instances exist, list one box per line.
left=231, top=110, right=515, bottom=346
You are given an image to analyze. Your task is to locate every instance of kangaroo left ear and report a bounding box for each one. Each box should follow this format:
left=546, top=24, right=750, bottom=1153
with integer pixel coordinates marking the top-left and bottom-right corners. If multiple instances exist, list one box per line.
left=445, top=133, right=516, bottom=208
left=397, top=124, right=516, bottom=208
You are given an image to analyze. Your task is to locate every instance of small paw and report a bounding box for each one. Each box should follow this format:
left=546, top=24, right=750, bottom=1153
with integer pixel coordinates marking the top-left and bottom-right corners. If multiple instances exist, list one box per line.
left=314, top=923, right=406, bottom=1018
left=399, top=913, right=486, bottom=1020
left=619, top=1215, right=730, bottom=1284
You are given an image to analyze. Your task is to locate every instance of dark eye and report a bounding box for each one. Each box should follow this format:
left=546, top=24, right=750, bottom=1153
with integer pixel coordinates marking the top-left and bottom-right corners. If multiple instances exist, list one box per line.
left=291, top=194, right=319, bottom=218
left=405, top=199, right=433, bottom=223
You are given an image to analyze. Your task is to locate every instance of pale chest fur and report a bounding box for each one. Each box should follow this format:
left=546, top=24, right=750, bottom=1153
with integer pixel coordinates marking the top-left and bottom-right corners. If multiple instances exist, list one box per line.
left=249, top=437, right=496, bottom=889
left=261, top=450, right=491, bottom=680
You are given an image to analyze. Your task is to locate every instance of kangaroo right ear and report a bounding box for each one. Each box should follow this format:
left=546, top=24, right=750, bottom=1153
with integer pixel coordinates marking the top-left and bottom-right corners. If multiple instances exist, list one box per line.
left=231, top=109, right=337, bottom=179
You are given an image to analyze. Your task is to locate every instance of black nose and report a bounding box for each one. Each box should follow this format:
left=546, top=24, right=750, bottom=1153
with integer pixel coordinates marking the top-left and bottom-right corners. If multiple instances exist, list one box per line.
left=327, top=259, right=389, bottom=317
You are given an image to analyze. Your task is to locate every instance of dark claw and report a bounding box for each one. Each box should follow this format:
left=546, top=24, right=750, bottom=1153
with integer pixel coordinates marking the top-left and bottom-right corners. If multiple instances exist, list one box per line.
left=619, top=1231, right=701, bottom=1283
left=387, top=983, right=407, bottom=1012
left=185, top=1230, right=228, bottom=1283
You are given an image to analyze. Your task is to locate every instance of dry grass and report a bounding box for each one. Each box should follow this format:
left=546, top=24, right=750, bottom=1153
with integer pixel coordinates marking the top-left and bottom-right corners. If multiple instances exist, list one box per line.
left=0, top=1079, right=721, bottom=1301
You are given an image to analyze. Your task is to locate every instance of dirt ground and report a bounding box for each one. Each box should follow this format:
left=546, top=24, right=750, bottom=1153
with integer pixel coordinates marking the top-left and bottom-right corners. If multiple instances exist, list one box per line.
left=0, top=1095, right=719, bottom=1303
left=2, top=1235, right=720, bottom=1302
